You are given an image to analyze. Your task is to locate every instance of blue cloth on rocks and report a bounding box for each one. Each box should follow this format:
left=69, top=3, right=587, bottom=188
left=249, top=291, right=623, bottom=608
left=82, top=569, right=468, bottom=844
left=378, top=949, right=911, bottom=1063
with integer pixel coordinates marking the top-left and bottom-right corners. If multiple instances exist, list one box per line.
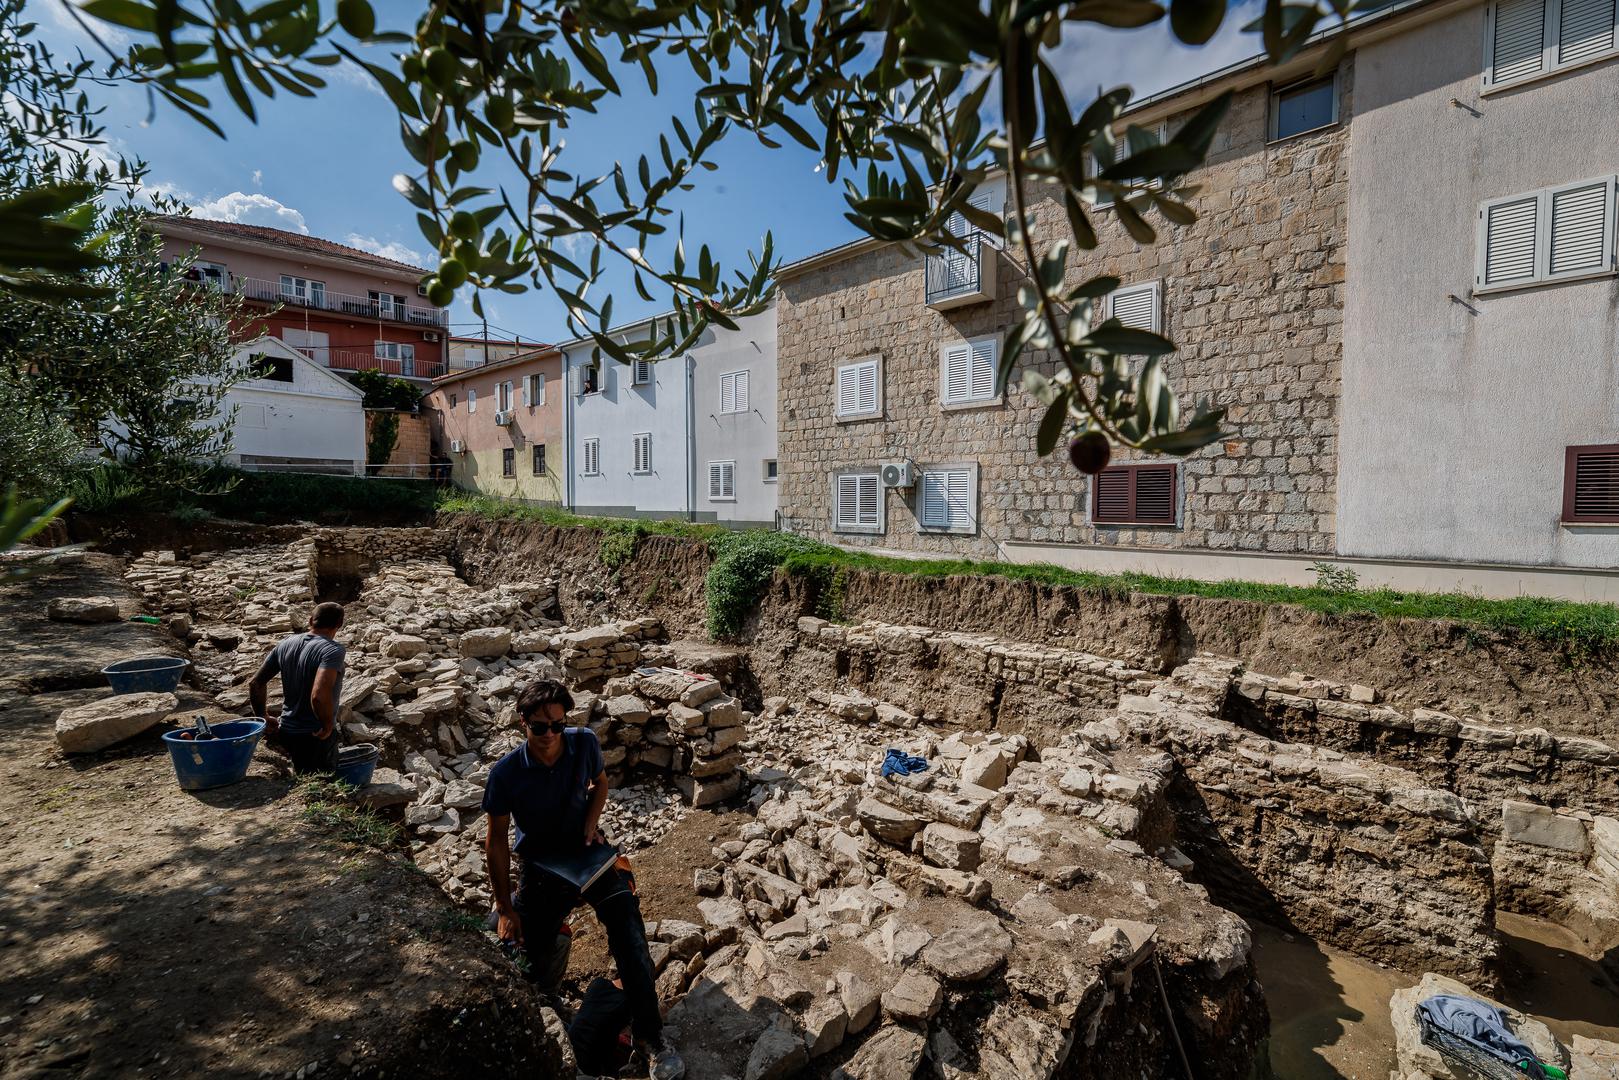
left=881, top=748, right=929, bottom=780
left=1417, top=994, right=1541, bottom=1068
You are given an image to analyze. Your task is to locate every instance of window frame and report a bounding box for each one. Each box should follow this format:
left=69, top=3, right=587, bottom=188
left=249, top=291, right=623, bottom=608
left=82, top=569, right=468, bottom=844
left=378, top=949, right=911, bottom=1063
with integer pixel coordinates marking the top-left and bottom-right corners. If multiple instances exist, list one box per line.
left=582, top=437, right=601, bottom=476
left=1090, top=463, right=1181, bottom=527
left=501, top=447, right=515, bottom=477
left=708, top=460, right=737, bottom=502
left=939, top=334, right=1001, bottom=409
left=279, top=274, right=325, bottom=305
left=916, top=463, right=980, bottom=535
left=835, top=356, right=883, bottom=422
left=1563, top=443, right=1619, bottom=523
left=1108, top=280, right=1164, bottom=333
left=632, top=432, right=652, bottom=475
left=467, top=388, right=476, bottom=413
left=719, top=370, right=750, bottom=414
left=1482, top=0, right=1619, bottom=92
left=832, top=470, right=884, bottom=534
left=497, top=380, right=513, bottom=412
left=762, top=459, right=778, bottom=483
left=631, top=358, right=653, bottom=386
left=373, top=341, right=416, bottom=362
left=1268, top=71, right=1341, bottom=143
left=533, top=444, right=547, bottom=476
left=524, top=373, right=545, bottom=407
left=578, top=361, right=602, bottom=396
left=193, top=261, right=228, bottom=289
left=1475, top=175, right=1618, bottom=294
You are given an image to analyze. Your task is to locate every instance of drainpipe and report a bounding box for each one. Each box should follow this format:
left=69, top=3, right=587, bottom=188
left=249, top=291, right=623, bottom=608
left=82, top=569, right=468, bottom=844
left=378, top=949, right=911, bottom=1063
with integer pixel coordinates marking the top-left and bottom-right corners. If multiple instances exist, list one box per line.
left=685, top=354, right=696, bottom=522
left=561, top=348, right=573, bottom=511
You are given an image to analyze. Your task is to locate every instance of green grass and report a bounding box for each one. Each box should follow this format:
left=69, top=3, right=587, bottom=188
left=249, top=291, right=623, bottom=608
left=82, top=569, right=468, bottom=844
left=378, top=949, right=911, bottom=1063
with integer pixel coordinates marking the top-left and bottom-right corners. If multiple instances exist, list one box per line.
left=436, top=493, right=1619, bottom=656
left=296, top=777, right=402, bottom=849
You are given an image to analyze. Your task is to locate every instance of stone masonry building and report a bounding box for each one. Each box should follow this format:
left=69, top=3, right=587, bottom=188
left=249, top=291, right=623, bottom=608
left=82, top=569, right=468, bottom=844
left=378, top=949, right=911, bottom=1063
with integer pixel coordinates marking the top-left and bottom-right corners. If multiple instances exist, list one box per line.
left=775, top=51, right=1349, bottom=561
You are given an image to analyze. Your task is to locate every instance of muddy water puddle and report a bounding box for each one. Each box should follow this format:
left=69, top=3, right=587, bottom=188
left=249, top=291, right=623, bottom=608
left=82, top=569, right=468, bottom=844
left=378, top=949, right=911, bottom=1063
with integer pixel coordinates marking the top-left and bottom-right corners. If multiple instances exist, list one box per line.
left=1253, top=915, right=1619, bottom=1079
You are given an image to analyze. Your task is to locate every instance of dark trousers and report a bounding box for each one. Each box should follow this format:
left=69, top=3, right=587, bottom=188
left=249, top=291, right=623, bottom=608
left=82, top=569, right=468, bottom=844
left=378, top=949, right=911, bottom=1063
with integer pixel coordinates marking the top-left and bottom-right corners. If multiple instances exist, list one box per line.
left=568, top=977, right=635, bottom=1075
left=517, top=863, right=661, bottom=1045
left=275, top=729, right=338, bottom=774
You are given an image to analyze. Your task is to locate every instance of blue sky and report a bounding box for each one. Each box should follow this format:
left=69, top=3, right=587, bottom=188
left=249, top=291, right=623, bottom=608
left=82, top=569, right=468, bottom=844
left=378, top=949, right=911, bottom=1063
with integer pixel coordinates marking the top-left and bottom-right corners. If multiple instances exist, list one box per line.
left=29, top=0, right=1268, bottom=345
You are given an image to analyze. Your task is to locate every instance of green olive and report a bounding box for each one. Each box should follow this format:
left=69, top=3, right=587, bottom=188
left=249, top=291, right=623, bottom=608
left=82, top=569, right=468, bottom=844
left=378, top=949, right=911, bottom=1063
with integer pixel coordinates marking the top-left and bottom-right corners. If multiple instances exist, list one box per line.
left=452, top=239, right=481, bottom=269
left=401, top=54, right=423, bottom=82
left=451, top=140, right=479, bottom=170
left=422, top=46, right=456, bottom=88
left=426, top=278, right=456, bottom=308
left=485, top=95, right=515, bottom=135
left=437, top=258, right=468, bottom=289
left=448, top=210, right=480, bottom=241
left=337, top=0, right=375, bottom=38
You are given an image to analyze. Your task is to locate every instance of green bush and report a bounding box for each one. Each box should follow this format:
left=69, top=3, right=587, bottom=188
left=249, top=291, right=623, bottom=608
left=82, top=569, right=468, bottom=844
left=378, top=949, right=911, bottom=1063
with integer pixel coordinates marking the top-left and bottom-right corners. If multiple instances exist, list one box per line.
left=206, top=468, right=436, bottom=521
left=704, top=531, right=834, bottom=640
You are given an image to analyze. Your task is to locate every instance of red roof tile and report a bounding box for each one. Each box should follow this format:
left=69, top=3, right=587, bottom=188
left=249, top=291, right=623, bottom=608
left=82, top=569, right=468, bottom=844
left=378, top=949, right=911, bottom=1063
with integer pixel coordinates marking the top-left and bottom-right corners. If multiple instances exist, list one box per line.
left=149, top=214, right=431, bottom=276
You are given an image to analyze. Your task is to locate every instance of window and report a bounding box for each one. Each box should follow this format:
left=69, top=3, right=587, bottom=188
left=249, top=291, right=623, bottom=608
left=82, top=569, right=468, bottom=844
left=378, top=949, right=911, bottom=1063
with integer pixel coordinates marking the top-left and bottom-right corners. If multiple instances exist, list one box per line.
left=533, top=444, right=547, bottom=476
left=1091, top=464, right=1179, bottom=525
left=498, top=381, right=513, bottom=412
left=369, top=291, right=406, bottom=317
left=763, top=459, right=778, bottom=483
left=448, top=393, right=457, bottom=409
left=632, top=359, right=653, bottom=385
left=1563, top=444, right=1619, bottom=522
left=582, top=437, right=600, bottom=475
left=577, top=361, right=601, bottom=395
left=1477, top=176, right=1617, bottom=290
left=1484, top=0, right=1619, bottom=89
left=248, top=353, right=295, bottom=383
left=834, top=473, right=882, bottom=531
left=720, top=370, right=750, bottom=414
left=940, top=336, right=998, bottom=407
left=467, top=388, right=477, bottom=413
left=502, top=448, right=515, bottom=477
left=192, top=261, right=228, bottom=289
left=632, top=432, right=652, bottom=474
left=279, top=274, right=325, bottom=305
left=524, top=373, right=545, bottom=406
left=1269, top=75, right=1338, bottom=141
left=1087, top=123, right=1170, bottom=207
left=1109, top=281, right=1162, bottom=332
left=708, top=461, right=736, bottom=501
left=374, top=340, right=416, bottom=377
left=836, top=358, right=881, bottom=420
left=918, top=467, right=977, bottom=533
left=945, top=187, right=1002, bottom=241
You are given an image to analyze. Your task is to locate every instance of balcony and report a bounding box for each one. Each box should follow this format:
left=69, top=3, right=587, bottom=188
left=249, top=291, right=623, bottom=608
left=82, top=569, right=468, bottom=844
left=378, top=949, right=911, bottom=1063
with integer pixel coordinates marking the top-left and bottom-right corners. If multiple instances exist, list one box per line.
left=925, top=234, right=997, bottom=310
left=294, top=346, right=446, bottom=382
left=235, top=276, right=449, bottom=328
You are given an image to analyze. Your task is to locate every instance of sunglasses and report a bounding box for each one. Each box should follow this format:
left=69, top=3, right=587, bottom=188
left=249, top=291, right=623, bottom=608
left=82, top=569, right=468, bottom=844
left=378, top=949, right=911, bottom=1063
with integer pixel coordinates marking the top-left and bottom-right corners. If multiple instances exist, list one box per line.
left=524, top=718, right=568, bottom=734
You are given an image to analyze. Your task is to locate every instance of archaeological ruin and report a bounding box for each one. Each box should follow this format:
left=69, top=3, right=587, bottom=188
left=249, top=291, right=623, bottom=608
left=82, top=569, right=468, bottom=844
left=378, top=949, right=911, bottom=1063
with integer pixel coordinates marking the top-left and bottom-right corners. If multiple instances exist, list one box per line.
left=4, top=512, right=1618, bottom=1079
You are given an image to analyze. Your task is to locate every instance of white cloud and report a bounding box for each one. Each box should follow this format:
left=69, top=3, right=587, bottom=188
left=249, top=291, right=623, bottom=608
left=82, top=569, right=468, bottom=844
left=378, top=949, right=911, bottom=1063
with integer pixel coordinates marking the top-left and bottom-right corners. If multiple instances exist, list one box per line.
left=46, top=0, right=131, bottom=50
left=251, top=169, right=263, bottom=187
left=1046, top=0, right=1268, bottom=108
left=345, top=232, right=427, bottom=267
left=191, top=191, right=309, bottom=232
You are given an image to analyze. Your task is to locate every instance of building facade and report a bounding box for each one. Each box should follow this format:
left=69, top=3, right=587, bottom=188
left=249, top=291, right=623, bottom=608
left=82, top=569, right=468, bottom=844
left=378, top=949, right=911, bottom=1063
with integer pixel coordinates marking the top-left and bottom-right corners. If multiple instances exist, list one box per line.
left=775, top=56, right=1347, bottom=562
left=154, top=216, right=450, bottom=384
left=562, top=309, right=779, bottom=526
left=427, top=348, right=566, bottom=503
left=1339, top=0, right=1619, bottom=573
left=219, top=336, right=367, bottom=474
left=447, top=336, right=536, bottom=372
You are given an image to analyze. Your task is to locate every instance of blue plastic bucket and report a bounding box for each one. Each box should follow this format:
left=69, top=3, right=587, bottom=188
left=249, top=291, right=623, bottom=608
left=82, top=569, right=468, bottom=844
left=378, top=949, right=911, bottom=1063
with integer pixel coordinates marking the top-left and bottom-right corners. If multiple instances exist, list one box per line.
left=162, top=720, right=265, bottom=791
left=103, top=656, right=190, bottom=695
left=335, top=743, right=379, bottom=788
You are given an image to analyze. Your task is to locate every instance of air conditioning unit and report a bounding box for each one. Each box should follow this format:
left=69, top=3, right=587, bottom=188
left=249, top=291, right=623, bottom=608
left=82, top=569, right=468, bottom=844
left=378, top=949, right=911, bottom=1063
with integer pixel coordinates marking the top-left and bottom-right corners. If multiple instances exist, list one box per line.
left=422, top=330, right=442, bottom=343
left=880, top=460, right=915, bottom=488
left=417, top=283, right=429, bottom=297
left=449, top=440, right=465, bottom=453
left=493, top=410, right=514, bottom=426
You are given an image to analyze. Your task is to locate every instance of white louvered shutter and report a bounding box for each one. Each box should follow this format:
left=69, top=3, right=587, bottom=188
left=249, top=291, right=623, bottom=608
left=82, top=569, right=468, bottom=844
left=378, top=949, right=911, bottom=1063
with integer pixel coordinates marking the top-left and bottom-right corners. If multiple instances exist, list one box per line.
left=733, top=371, right=749, bottom=412
left=520, top=377, right=529, bottom=406
left=970, top=340, right=995, bottom=400
left=1111, top=284, right=1160, bottom=332
left=571, top=365, right=584, bottom=396
left=720, top=373, right=735, bottom=414
left=1489, top=0, right=1548, bottom=84
left=583, top=439, right=598, bottom=475
left=856, top=475, right=879, bottom=525
left=708, top=461, right=735, bottom=500
left=857, top=362, right=877, bottom=413
left=943, top=343, right=972, bottom=404
left=536, top=373, right=545, bottom=405
left=836, top=475, right=860, bottom=526
left=633, top=359, right=652, bottom=385
left=837, top=365, right=860, bottom=415
left=1481, top=195, right=1540, bottom=286
left=633, top=433, right=651, bottom=473
left=1548, top=179, right=1614, bottom=277
left=1558, top=0, right=1616, bottom=65
left=921, top=472, right=950, bottom=526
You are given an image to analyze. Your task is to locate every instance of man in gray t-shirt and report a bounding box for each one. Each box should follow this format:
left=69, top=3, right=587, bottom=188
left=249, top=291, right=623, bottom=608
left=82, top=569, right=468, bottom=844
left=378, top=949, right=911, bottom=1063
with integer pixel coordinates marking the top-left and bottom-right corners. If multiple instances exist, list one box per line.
left=249, top=601, right=346, bottom=774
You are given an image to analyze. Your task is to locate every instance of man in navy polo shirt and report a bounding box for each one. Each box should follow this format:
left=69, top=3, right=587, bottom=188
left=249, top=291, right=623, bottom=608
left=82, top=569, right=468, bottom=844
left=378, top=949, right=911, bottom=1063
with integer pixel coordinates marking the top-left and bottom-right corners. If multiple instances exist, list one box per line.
left=483, top=678, right=683, bottom=1080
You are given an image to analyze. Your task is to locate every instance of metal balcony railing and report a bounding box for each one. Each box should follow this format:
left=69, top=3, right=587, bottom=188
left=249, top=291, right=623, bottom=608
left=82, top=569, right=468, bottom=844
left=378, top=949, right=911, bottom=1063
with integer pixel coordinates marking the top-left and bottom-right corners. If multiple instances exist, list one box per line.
left=235, top=276, right=449, bottom=328
left=925, top=234, right=990, bottom=306
left=292, top=346, right=446, bottom=381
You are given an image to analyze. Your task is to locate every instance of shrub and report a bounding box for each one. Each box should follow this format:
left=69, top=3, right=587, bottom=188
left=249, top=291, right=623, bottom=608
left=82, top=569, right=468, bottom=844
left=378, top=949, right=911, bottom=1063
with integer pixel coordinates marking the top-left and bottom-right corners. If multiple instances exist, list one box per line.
left=704, top=531, right=835, bottom=640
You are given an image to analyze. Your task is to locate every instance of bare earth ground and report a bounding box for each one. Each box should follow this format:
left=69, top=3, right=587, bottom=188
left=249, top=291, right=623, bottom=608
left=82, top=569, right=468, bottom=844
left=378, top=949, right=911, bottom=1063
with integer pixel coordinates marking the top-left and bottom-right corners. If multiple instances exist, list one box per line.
left=0, top=556, right=553, bottom=1080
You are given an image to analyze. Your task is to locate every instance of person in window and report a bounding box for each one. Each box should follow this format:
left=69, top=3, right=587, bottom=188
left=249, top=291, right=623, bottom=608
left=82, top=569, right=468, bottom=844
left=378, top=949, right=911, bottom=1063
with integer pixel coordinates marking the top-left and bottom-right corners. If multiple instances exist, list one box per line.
left=483, top=679, right=683, bottom=1080
left=248, top=602, right=345, bottom=774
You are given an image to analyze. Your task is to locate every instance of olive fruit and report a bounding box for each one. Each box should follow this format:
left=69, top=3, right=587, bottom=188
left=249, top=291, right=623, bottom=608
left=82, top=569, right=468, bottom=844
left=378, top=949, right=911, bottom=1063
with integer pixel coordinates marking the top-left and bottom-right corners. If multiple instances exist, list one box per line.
left=436, top=258, right=468, bottom=289
left=401, top=54, right=423, bottom=82
left=485, top=95, right=516, bottom=135
left=422, top=46, right=457, bottom=88
left=425, top=278, right=456, bottom=308
left=448, top=210, right=480, bottom=241
left=451, top=140, right=479, bottom=170
left=451, top=239, right=481, bottom=269
left=1068, top=431, right=1111, bottom=474
left=337, top=0, right=375, bottom=38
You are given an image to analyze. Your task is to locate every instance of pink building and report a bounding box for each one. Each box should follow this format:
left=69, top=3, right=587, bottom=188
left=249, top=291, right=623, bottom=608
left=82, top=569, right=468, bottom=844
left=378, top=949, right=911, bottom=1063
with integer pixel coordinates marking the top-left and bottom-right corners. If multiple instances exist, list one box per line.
left=153, top=216, right=450, bottom=383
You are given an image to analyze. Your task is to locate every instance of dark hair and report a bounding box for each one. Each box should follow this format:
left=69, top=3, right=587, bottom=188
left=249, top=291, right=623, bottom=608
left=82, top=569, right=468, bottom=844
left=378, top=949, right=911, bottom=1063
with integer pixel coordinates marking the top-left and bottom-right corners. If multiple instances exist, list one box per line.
left=310, top=602, right=345, bottom=630
left=515, top=678, right=574, bottom=722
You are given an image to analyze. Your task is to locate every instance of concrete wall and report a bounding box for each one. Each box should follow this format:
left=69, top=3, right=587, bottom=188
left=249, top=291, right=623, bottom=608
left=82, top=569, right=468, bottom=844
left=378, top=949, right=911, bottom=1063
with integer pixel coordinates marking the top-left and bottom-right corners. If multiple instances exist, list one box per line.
left=224, top=341, right=366, bottom=470
left=427, top=352, right=565, bottom=503
left=565, top=344, right=696, bottom=518
left=691, top=310, right=779, bottom=528
left=1340, top=7, right=1619, bottom=568
left=776, top=72, right=1348, bottom=557
left=364, top=412, right=431, bottom=472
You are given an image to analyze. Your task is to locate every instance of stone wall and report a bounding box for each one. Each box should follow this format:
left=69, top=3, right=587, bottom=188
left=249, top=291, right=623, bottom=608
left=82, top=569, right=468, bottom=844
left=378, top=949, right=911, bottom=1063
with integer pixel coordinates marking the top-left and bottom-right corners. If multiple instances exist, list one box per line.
left=775, top=66, right=1349, bottom=557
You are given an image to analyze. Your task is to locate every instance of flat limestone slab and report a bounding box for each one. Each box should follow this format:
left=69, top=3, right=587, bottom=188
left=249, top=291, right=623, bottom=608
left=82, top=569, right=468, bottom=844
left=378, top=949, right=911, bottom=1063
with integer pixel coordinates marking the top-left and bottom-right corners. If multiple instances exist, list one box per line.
left=56, top=691, right=178, bottom=753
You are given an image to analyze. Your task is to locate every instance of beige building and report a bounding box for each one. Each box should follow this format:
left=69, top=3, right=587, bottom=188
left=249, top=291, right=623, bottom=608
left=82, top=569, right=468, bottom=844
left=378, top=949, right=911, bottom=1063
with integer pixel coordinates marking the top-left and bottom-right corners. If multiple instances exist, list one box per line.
left=776, top=48, right=1347, bottom=562
left=428, top=347, right=565, bottom=503
left=446, top=336, right=536, bottom=372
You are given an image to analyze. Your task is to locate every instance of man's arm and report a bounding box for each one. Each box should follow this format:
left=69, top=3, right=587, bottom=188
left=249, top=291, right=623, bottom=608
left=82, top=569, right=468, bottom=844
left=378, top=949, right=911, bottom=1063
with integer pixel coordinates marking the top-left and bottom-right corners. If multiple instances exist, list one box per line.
left=583, top=770, right=609, bottom=846
left=485, top=813, right=521, bottom=943
left=248, top=648, right=279, bottom=730
left=310, top=667, right=340, bottom=739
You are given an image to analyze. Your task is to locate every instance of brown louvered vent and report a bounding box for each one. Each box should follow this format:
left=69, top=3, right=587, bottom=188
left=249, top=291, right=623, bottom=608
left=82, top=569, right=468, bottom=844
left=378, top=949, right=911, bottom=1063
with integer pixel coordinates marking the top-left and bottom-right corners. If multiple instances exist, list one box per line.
left=1564, top=444, right=1619, bottom=523
left=1092, top=464, right=1179, bottom=526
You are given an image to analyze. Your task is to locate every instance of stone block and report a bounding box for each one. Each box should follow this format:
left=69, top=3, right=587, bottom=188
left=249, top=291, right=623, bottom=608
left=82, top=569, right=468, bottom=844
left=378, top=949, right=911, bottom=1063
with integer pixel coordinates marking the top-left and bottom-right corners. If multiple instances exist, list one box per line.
left=46, top=596, right=120, bottom=623
left=881, top=971, right=943, bottom=1022
left=1501, top=800, right=1590, bottom=855
left=836, top=971, right=880, bottom=1034
left=56, top=692, right=177, bottom=753
left=830, top=1025, right=924, bottom=1080
left=680, top=679, right=725, bottom=708
left=921, top=822, right=982, bottom=872
left=675, top=770, right=744, bottom=808
left=857, top=797, right=924, bottom=845
left=381, top=633, right=428, bottom=658
left=959, top=745, right=1009, bottom=790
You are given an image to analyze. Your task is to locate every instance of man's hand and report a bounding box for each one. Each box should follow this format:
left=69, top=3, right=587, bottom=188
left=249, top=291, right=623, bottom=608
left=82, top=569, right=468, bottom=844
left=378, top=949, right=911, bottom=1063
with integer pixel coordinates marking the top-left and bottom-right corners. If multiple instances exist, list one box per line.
left=318, top=720, right=335, bottom=740
left=584, top=822, right=605, bottom=846
left=495, top=904, right=523, bottom=945
left=263, top=713, right=279, bottom=738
